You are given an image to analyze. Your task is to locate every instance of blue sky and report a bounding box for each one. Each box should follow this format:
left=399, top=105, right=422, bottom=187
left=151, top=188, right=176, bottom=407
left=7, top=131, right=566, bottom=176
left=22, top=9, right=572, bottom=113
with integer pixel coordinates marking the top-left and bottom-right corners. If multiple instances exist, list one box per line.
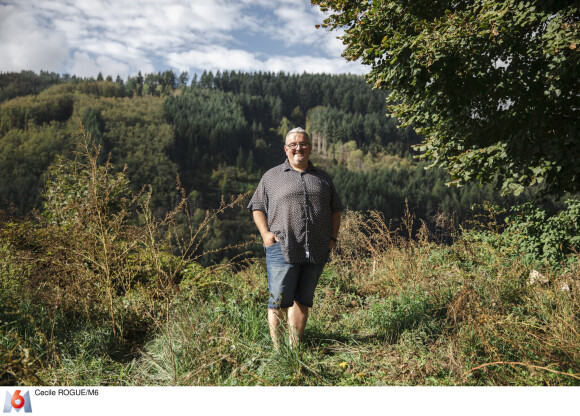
left=0, top=0, right=366, bottom=80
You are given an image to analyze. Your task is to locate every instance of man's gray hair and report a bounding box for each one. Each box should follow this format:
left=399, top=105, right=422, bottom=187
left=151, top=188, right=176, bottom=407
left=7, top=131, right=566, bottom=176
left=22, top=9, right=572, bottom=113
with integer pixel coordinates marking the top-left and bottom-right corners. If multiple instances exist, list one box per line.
left=285, top=127, right=310, bottom=144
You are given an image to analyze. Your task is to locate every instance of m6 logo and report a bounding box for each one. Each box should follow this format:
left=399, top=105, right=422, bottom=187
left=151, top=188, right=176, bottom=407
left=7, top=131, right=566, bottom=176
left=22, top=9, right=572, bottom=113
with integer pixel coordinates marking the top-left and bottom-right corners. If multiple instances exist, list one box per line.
left=3, top=391, right=32, bottom=413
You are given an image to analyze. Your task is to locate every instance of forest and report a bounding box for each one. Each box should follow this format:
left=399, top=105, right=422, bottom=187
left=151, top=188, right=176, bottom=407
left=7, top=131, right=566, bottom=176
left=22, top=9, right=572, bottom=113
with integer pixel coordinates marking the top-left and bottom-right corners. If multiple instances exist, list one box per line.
left=0, top=69, right=537, bottom=262
left=1, top=67, right=578, bottom=387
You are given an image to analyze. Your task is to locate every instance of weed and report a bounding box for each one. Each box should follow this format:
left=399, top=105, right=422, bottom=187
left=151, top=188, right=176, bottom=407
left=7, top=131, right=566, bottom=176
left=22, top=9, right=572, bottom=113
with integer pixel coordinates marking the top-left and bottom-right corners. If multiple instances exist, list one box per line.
left=2, top=133, right=579, bottom=386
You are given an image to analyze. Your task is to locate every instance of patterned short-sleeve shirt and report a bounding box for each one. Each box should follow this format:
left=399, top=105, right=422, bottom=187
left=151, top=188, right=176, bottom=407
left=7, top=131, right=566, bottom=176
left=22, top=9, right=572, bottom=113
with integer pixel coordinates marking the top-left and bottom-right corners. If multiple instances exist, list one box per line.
left=248, top=159, right=343, bottom=264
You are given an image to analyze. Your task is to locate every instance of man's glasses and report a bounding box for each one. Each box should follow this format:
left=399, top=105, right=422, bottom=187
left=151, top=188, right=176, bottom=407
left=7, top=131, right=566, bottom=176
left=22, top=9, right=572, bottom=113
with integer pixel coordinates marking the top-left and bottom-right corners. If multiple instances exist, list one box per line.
left=286, top=142, right=310, bottom=149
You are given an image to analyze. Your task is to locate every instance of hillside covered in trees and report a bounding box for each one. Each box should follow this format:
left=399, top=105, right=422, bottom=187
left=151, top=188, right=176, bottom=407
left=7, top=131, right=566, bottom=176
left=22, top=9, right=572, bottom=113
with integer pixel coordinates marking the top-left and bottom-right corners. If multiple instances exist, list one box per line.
left=2, top=0, right=578, bottom=390
left=0, top=69, right=532, bottom=262
left=1, top=69, right=578, bottom=388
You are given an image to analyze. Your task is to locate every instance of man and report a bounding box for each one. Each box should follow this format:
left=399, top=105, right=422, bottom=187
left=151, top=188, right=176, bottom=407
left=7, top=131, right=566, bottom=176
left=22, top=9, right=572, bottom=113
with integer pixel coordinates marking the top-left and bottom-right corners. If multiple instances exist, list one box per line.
left=247, top=127, right=343, bottom=350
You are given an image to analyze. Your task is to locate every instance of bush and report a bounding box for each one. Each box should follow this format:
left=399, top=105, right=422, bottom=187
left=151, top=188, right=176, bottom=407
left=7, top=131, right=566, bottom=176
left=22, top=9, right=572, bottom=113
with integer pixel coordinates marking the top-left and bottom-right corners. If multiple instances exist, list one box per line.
left=0, top=126, right=254, bottom=385
left=504, top=199, right=580, bottom=269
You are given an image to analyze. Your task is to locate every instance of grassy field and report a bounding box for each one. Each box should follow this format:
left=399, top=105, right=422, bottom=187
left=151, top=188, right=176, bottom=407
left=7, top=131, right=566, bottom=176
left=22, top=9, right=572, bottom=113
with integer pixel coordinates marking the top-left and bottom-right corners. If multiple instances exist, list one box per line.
left=2, top=206, right=579, bottom=386
left=1, top=139, right=579, bottom=386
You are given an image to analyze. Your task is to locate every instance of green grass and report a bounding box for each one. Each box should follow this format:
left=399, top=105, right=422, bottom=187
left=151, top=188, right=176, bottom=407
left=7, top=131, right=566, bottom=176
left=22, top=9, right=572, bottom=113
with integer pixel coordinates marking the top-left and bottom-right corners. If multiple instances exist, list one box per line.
left=2, top=207, right=579, bottom=386
left=2, top=134, right=578, bottom=386
left=129, top=240, right=579, bottom=386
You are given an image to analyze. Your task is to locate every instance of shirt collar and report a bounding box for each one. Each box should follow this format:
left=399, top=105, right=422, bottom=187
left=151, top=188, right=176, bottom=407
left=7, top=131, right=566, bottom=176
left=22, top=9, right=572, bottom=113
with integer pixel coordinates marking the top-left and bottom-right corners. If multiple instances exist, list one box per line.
left=283, top=159, right=316, bottom=172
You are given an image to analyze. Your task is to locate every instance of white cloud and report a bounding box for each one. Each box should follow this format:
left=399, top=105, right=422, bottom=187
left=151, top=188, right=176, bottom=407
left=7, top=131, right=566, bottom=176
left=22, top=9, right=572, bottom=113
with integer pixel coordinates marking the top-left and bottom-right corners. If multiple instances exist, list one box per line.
left=69, top=51, right=139, bottom=79
left=0, top=0, right=365, bottom=77
left=168, top=46, right=365, bottom=75
left=0, top=4, right=69, bottom=72
left=267, top=5, right=320, bottom=46
left=264, top=55, right=364, bottom=74
left=320, top=30, right=349, bottom=56
left=168, top=46, right=263, bottom=73
left=68, top=52, right=100, bottom=78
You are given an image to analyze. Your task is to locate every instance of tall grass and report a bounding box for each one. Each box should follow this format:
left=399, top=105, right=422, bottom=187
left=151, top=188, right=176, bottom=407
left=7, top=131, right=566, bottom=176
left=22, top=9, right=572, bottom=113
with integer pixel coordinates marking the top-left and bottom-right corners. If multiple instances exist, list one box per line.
left=127, top=206, right=579, bottom=386
left=1, top=131, right=578, bottom=386
left=0, top=127, right=251, bottom=385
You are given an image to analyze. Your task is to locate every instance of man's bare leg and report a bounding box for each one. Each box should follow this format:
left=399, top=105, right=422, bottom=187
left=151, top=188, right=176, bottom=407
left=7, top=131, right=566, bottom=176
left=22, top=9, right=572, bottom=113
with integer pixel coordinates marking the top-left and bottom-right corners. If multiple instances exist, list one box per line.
left=267, top=308, right=288, bottom=351
left=288, top=301, right=309, bottom=348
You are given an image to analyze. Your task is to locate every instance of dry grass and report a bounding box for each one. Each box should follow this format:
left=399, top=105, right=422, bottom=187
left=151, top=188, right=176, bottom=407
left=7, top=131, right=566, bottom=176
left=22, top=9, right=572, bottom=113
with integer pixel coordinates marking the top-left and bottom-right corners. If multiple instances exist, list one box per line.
left=1, top=138, right=578, bottom=385
left=316, top=207, right=580, bottom=385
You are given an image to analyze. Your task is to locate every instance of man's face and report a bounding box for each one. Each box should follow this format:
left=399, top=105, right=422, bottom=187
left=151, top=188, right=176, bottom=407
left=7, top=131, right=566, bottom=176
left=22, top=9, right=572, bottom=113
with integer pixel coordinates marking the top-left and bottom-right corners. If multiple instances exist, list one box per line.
left=284, top=132, right=311, bottom=167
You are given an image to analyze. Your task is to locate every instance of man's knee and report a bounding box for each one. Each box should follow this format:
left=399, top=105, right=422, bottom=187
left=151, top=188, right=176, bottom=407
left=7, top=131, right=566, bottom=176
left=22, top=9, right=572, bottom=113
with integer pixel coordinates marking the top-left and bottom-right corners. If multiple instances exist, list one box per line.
left=292, top=300, right=309, bottom=312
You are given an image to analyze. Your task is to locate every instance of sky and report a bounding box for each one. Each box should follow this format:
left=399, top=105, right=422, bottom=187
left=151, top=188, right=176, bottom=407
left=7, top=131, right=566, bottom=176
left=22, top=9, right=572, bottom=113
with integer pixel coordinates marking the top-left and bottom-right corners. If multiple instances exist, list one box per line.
left=0, top=0, right=367, bottom=81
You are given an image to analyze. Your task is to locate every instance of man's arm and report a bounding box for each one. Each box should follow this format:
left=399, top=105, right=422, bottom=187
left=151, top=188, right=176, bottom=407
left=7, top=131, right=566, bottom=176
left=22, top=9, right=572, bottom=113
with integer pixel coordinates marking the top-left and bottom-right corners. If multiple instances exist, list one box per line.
left=329, top=210, right=341, bottom=250
left=252, top=210, right=279, bottom=246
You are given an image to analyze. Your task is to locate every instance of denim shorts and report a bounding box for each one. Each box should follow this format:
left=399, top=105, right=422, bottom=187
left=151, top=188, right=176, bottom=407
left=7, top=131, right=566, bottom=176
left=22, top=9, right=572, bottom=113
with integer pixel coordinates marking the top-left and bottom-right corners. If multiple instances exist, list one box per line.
left=265, top=242, right=325, bottom=309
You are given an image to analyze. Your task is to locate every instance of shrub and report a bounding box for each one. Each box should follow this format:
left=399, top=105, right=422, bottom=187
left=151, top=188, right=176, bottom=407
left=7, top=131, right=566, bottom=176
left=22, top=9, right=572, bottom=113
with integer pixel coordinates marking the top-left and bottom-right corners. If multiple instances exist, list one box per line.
left=503, top=199, right=580, bottom=269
